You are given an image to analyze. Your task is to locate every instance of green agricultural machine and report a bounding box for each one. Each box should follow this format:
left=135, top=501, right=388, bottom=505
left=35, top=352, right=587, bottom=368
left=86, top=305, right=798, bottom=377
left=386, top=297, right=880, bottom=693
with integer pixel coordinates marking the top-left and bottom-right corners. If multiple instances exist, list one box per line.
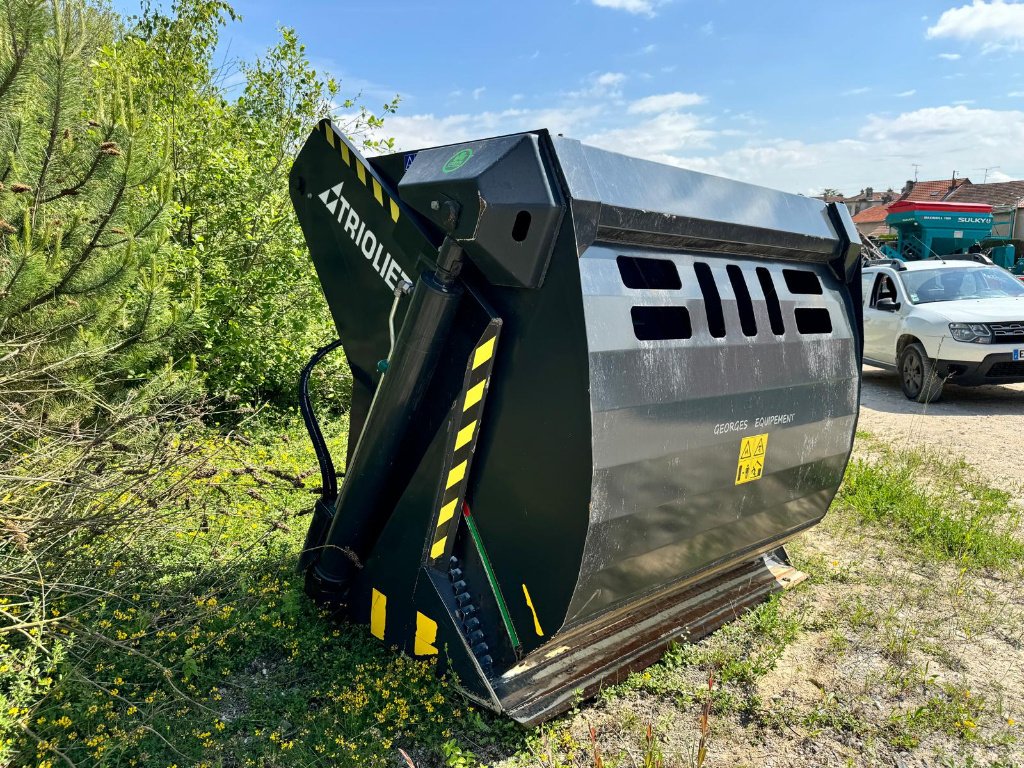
left=289, top=121, right=863, bottom=724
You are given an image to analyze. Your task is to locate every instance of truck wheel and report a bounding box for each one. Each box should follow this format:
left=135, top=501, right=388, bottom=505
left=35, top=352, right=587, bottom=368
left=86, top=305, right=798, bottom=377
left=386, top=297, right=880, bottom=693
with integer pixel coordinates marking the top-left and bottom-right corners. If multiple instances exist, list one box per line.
left=898, top=343, right=944, bottom=403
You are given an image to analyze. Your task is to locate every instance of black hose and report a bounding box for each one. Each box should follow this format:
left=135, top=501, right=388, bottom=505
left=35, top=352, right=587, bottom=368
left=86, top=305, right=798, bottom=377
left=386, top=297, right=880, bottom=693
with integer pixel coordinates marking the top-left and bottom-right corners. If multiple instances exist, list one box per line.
left=299, top=339, right=344, bottom=502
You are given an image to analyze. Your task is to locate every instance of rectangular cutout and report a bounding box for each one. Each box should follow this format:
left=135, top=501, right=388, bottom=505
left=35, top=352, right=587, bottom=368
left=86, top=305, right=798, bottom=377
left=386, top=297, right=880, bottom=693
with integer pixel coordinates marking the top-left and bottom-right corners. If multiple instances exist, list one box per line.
left=630, top=306, right=692, bottom=341
left=756, top=267, right=786, bottom=335
left=783, top=269, right=823, bottom=295
left=726, top=265, right=758, bottom=337
left=694, top=262, right=726, bottom=338
left=617, top=255, right=682, bottom=290
left=795, top=307, right=832, bottom=334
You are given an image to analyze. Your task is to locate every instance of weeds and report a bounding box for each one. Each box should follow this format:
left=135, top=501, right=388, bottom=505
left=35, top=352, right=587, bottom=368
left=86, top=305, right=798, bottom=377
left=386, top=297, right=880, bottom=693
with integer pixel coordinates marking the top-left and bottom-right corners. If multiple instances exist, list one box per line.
left=837, top=445, right=1024, bottom=568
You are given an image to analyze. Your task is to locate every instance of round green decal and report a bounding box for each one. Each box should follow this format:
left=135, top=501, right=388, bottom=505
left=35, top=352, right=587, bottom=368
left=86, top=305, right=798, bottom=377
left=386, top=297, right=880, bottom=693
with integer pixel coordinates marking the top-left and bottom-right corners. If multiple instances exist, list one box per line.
left=442, top=148, right=473, bottom=173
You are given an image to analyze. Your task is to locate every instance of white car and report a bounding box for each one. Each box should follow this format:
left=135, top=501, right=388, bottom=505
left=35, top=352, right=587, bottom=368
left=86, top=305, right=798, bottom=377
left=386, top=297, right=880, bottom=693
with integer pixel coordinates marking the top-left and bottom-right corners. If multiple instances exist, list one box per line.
left=862, top=259, right=1024, bottom=402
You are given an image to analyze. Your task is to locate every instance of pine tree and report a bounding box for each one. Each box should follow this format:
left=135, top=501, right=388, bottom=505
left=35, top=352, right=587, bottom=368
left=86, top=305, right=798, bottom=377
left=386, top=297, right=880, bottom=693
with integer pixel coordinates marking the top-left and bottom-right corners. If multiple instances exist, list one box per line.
left=0, top=0, right=196, bottom=422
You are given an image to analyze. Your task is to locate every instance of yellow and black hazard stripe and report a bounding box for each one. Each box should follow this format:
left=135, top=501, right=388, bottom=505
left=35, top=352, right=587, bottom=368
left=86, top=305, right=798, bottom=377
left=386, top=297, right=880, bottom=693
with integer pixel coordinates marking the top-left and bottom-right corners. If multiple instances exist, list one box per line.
left=318, top=120, right=400, bottom=224
left=427, top=319, right=502, bottom=564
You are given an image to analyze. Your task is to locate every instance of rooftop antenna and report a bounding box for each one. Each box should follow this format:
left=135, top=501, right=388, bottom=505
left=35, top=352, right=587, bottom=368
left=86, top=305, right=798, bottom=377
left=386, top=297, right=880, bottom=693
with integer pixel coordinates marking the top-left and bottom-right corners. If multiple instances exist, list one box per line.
left=912, top=163, right=920, bottom=182
left=976, top=165, right=1000, bottom=183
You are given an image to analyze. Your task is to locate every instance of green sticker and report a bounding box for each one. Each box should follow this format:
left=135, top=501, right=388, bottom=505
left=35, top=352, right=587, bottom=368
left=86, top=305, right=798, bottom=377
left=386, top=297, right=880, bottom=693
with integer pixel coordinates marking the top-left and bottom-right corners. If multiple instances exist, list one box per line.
left=442, top=148, right=473, bottom=173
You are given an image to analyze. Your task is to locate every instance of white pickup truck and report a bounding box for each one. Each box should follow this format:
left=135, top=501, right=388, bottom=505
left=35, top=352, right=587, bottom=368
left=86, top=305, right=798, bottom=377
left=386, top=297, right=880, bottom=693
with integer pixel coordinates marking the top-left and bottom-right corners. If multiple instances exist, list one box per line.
left=861, top=259, right=1024, bottom=402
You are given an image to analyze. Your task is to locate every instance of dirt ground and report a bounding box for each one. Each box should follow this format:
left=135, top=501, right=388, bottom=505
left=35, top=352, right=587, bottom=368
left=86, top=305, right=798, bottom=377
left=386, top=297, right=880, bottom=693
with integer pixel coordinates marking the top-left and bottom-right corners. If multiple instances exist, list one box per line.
left=859, top=366, right=1024, bottom=495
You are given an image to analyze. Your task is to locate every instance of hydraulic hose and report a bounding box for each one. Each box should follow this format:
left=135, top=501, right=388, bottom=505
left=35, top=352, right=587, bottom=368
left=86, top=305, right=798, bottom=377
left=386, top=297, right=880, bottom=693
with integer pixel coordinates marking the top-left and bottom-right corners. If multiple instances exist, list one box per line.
left=299, top=339, right=344, bottom=502
left=296, top=339, right=343, bottom=573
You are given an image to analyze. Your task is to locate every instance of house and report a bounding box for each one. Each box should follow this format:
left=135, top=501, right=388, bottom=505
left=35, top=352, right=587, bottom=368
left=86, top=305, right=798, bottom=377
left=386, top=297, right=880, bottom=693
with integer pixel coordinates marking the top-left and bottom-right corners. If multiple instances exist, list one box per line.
left=852, top=204, right=891, bottom=238
left=945, top=180, right=1024, bottom=242
left=841, top=187, right=897, bottom=216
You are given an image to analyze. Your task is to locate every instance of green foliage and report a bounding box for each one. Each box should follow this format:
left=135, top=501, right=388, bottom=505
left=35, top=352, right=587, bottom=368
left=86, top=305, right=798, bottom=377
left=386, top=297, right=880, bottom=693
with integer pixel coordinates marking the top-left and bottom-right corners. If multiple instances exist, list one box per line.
left=4, top=418, right=473, bottom=768
left=837, top=446, right=1024, bottom=568
left=0, top=0, right=194, bottom=421
left=124, top=0, right=398, bottom=406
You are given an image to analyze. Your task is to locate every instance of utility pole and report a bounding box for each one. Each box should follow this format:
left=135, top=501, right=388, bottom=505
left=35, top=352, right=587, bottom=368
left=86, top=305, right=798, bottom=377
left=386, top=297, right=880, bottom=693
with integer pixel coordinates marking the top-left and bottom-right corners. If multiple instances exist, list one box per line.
left=912, top=163, right=920, bottom=182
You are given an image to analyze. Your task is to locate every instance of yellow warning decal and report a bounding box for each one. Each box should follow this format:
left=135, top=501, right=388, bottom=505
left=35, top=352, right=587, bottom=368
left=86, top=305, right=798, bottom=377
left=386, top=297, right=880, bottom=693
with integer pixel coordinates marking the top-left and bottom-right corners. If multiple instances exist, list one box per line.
left=370, top=588, right=386, bottom=640
left=522, top=584, right=544, bottom=636
left=473, top=337, right=495, bottom=369
left=464, top=380, right=486, bottom=411
left=414, top=612, right=438, bottom=656
left=318, top=121, right=398, bottom=222
left=454, top=420, right=477, bottom=450
left=446, top=460, right=467, bottom=490
left=735, top=433, right=768, bottom=485
left=427, top=325, right=500, bottom=564
left=429, top=535, right=447, bottom=559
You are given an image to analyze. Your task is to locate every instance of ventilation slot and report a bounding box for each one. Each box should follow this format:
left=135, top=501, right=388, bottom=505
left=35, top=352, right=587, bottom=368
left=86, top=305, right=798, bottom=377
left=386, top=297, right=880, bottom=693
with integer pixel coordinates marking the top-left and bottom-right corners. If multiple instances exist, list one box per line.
left=756, top=268, right=786, bottom=335
left=617, top=255, right=682, bottom=290
left=694, top=262, right=726, bottom=338
left=726, top=265, right=757, bottom=337
left=783, top=269, right=823, bottom=295
left=630, top=306, right=692, bottom=341
left=511, top=211, right=531, bottom=242
left=795, top=307, right=832, bottom=335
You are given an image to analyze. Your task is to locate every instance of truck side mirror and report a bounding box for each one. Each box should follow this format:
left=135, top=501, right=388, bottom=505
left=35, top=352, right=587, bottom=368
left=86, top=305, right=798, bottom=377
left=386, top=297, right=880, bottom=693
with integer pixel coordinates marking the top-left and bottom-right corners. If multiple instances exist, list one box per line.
left=875, top=298, right=901, bottom=312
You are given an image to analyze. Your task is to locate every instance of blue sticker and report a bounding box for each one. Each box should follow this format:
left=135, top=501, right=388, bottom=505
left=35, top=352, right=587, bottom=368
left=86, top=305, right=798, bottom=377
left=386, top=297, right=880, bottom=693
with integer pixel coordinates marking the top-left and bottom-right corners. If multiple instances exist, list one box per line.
left=403, top=153, right=418, bottom=171
left=1014, top=349, right=1021, bottom=361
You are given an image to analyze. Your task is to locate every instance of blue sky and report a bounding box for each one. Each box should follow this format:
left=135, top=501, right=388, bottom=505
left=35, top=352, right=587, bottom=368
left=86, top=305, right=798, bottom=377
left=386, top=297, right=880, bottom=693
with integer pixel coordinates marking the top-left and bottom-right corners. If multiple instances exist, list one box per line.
left=116, top=0, right=1024, bottom=195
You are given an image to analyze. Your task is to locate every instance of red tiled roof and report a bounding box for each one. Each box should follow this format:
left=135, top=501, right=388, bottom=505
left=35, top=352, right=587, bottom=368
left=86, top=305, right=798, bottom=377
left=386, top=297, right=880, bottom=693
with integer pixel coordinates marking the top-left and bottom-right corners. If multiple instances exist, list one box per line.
left=946, top=180, right=1024, bottom=208
left=853, top=204, right=890, bottom=223
left=900, top=178, right=971, bottom=202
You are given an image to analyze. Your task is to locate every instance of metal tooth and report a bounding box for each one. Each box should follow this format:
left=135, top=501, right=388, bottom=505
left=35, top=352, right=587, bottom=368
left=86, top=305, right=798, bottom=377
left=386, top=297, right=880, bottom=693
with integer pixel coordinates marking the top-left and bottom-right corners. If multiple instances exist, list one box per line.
left=471, top=642, right=489, bottom=657
left=448, top=568, right=463, bottom=582
left=449, top=556, right=460, bottom=568
left=455, top=605, right=477, bottom=620
left=463, top=617, right=481, bottom=632
left=455, top=594, right=473, bottom=608
left=467, top=630, right=485, bottom=644
left=450, top=580, right=468, bottom=594
left=478, top=655, right=493, bottom=668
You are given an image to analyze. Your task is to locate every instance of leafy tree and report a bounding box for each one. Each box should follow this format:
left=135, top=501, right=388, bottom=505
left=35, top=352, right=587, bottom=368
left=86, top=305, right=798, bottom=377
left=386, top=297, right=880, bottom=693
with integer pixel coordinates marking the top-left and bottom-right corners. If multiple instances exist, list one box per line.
left=126, top=0, right=398, bottom=406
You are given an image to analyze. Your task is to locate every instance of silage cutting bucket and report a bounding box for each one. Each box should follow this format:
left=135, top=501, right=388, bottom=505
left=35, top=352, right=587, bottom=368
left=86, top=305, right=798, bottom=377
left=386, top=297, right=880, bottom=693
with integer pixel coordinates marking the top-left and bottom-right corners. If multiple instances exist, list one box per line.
left=289, top=121, right=863, bottom=724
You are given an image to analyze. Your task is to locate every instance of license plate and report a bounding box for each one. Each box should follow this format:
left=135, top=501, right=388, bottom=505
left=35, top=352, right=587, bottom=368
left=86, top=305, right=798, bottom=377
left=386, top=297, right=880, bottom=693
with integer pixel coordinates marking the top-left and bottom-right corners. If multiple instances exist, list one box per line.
left=1015, top=349, right=1024, bottom=361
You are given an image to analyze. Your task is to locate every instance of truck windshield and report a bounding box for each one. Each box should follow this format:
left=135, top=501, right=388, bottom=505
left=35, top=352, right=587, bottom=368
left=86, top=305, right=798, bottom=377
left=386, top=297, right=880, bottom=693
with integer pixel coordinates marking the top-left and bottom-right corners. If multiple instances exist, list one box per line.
left=901, top=267, right=1024, bottom=304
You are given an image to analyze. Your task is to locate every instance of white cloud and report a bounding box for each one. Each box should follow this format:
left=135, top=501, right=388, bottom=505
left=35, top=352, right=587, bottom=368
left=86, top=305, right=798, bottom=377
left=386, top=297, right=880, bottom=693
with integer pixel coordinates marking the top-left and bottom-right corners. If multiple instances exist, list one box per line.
left=937, top=52, right=963, bottom=60
left=927, top=0, right=1024, bottom=50
left=627, top=91, right=706, bottom=113
left=380, top=106, right=604, bottom=152
left=843, top=86, right=872, bottom=96
left=584, top=111, right=716, bottom=159
left=896, top=89, right=917, bottom=97
left=472, top=87, right=486, bottom=100
left=376, top=99, right=1024, bottom=197
left=1010, top=90, right=1024, bottom=96
left=700, top=21, right=714, bottom=36
left=570, top=71, right=629, bottom=99
left=591, top=0, right=656, bottom=17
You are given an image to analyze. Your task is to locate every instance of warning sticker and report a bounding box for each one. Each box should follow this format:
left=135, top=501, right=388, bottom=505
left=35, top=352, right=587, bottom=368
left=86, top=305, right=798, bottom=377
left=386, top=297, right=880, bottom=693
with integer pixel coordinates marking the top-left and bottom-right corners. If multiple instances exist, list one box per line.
left=735, top=433, right=768, bottom=485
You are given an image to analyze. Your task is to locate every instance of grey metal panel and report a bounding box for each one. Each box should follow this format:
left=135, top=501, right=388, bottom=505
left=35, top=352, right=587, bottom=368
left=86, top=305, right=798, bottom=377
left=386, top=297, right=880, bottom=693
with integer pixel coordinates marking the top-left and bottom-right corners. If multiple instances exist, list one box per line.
left=566, top=244, right=858, bottom=625
left=550, top=137, right=837, bottom=245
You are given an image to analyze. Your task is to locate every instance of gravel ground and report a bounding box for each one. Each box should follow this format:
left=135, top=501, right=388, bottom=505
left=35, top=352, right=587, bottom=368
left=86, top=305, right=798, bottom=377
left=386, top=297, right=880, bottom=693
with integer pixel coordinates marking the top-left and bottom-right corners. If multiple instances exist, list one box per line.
left=858, top=365, right=1024, bottom=494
